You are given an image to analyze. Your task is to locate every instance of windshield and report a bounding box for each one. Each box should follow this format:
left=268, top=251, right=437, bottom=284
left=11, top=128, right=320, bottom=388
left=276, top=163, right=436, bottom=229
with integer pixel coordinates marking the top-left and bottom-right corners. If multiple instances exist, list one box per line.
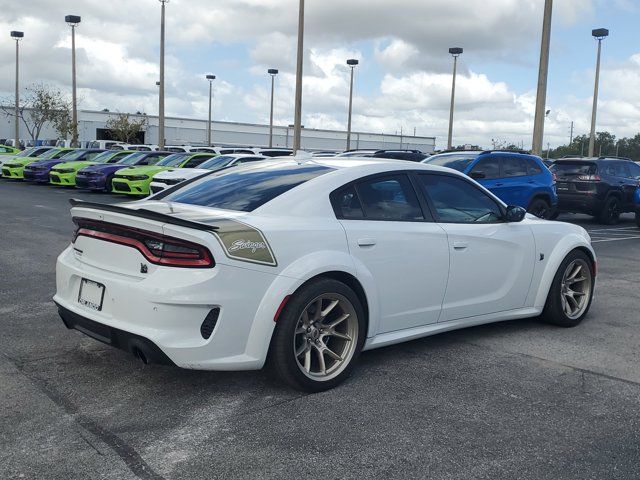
left=117, top=152, right=148, bottom=165
left=423, top=153, right=479, bottom=172
left=163, top=164, right=333, bottom=212
left=15, top=147, right=38, bottom=158
left=199, top=155, right=234, bottom=170
left=550, top=162, right=596, bottom=176
left=59, top=149, right=91, bottom=161
left=157, top=153, right=189, bottom=167
left=90, top=151, right=119, bottom=164
left=37, top=148, right=66, bottom=160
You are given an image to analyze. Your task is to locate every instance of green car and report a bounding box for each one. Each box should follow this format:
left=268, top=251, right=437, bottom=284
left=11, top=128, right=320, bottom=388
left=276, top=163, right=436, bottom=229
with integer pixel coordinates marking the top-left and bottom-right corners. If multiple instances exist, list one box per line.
left=50, top=150, right=134, bottom=186
left=0, top=145, right=21, bottom=156
left=111, top=152, right=215, bottom=195
left=2, top=147, right=75, bottom=179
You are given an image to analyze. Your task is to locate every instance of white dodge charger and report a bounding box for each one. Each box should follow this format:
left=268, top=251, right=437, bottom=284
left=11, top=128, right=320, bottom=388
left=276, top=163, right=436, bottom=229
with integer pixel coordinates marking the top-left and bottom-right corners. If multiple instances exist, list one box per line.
left=54, top=158, right=596, bottom=391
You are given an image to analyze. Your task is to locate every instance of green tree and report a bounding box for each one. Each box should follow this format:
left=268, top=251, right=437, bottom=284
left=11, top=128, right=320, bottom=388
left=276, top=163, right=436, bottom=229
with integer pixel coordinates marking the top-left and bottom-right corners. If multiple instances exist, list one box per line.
left=105, top=112, right=148, bottom=143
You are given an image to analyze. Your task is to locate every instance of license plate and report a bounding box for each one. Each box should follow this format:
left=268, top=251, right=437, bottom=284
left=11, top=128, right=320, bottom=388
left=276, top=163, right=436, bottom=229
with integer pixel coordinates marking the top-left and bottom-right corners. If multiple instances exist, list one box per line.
left=78, top=279, right=105, bottom=311
left=556, top=182, right=569, bottom=191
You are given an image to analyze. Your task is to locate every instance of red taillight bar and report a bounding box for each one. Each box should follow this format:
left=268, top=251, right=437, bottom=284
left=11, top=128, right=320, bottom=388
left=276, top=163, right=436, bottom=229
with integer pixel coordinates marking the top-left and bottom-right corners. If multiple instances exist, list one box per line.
left=73, top=218, right=214, bottom=268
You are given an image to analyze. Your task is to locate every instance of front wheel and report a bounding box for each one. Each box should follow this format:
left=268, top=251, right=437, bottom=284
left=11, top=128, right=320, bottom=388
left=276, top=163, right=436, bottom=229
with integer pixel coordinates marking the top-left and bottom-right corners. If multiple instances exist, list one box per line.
left=528, top=198, right=552, bottom=219
left=269, top=278, right=365, bottom=392
left=541, top=250, right=594, bottom=327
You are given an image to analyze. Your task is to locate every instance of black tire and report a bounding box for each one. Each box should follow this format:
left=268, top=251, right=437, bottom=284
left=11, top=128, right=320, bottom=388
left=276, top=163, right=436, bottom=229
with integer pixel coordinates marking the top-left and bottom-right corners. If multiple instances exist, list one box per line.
left=636, top=211, right=640, bottom=229
left=269, top=278, right=366, bottom=392
left=528, top=198, right=552, bottom=219
left=541, top=250, right=595, bottom=328
left=598, top=196, right=621, bottom=225
left=548, top=210, right=560, bottom=220
left=105, top=175, right=114, bottom=193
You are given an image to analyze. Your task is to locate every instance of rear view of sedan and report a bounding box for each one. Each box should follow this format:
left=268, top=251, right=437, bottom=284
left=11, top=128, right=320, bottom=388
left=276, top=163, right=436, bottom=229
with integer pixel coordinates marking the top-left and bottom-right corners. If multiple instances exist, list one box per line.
left=55, top=158, right=595, bottom=392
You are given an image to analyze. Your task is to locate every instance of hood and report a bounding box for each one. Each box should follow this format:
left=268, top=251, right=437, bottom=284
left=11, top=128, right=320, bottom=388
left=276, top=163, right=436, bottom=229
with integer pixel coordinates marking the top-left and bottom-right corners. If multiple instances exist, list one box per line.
left=28, top=159, right=63, bottom=168
left=52, top=160, right=94, bottom=171
left=79, top=163, right=127, bottom=173
left=3, top=157, right=37, bottom=167
left=115, top=165, right=165, bottom=176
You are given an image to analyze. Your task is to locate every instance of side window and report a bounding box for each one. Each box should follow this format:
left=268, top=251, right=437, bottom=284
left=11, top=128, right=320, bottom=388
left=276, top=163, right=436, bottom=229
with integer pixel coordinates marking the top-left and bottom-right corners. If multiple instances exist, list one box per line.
left=502, top=157, right=528, bottom=177
left=627, top=162, right=640, bottom=179
left=527, top=159, right=543, bottom=175
left=332, top=186, right=364, bottom=220
left=354, top=175, right=424, bottom=221
left=469, top=157, right=500, bottom=179
left=615, top=162, right=630, bottom=178
left=419, top=174, right=503, bottom=224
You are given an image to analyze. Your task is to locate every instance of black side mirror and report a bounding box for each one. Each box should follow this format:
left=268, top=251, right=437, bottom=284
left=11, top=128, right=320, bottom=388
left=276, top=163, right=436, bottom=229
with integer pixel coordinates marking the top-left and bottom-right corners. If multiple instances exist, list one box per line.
left=469, top=171, right=486, bottom=179
left=505, top=205, right=527, bottom=223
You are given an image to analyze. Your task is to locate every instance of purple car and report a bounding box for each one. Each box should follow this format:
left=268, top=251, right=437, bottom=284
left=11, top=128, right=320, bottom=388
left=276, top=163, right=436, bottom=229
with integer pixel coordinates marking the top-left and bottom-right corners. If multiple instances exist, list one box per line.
left=75, top=151, right=172, bottom=191
left=23, top=149, right=107, bottom=182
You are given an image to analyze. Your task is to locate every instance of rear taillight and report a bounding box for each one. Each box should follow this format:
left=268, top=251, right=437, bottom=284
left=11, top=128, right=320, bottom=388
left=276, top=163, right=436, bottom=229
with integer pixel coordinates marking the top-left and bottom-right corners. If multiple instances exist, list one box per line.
left=552, top=172, right=557, bottom=183
left=577, top=174, right=600, bottom=181
left=72, top=218, right=214, bottom=268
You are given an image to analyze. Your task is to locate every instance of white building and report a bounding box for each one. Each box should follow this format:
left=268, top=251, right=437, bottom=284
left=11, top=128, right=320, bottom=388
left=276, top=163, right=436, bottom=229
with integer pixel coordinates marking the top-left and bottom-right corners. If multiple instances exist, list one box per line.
left=1, top=109, right=436, bottom=152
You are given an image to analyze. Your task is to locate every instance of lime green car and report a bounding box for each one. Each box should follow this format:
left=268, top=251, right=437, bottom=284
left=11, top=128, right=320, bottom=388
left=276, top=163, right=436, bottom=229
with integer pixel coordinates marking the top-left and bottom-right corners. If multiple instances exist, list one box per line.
left=2, top=147, right=75, bottom=179
left=111, top=152, right=215, bottom=195
left=50, top=150, right=134, bottom=186
left=0, top=145, right=20, bottom=156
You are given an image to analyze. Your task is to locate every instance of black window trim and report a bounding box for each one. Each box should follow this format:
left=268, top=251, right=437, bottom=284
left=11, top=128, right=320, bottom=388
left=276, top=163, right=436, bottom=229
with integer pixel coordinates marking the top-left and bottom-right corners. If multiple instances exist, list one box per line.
left=415, top=171, right=508, bottom=225
left=330, top=170, right=434, bottom=223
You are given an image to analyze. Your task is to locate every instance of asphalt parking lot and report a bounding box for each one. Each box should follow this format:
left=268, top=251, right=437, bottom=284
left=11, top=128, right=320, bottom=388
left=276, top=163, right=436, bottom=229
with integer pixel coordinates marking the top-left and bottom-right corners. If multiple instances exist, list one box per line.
left=1, top=179, right=640, bottom=480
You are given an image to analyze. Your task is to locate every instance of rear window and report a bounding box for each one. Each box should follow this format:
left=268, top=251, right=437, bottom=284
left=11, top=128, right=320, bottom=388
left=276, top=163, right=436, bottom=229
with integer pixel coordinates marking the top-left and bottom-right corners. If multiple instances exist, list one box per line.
left=551, top=162, right=596, bottom=175
left=423, top=153, right=478, bottom=172
left=163, top=164, right=333, bottom=211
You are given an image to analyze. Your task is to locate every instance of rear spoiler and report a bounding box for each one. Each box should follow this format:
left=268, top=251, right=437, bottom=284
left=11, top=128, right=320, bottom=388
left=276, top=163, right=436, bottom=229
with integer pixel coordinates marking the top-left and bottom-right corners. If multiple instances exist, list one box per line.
left=68, top=199, right=219, bottom=232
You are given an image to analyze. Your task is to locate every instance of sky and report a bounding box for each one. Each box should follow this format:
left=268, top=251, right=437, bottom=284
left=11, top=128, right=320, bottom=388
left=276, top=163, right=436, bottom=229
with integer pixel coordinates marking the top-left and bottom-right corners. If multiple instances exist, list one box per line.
left=0, top=0, right=638, bottom=149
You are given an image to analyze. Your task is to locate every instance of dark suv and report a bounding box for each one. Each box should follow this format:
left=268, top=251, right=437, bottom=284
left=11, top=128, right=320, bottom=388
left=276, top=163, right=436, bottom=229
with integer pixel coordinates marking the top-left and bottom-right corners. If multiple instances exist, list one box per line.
left=551, top=157, right=640, bottom=225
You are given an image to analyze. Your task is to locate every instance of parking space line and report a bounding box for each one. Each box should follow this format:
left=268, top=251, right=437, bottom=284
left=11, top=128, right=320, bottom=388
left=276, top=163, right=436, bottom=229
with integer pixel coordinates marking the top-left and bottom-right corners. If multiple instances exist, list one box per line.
left=586, top=226, right=639, bottom=232
left=591, top=236, right=640, bottom=243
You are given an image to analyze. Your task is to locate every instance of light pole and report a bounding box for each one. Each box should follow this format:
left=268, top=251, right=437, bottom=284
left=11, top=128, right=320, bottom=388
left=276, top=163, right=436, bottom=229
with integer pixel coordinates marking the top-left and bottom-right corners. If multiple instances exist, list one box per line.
left=10, top=31, right=23, bottom=149
left=346, top=59, right=359, bottom=151
left=588, top=28, right=609, bottom=157
left=532, top=0, right=553, bottom=156
left=292, top=0, right=304, bottom=154
left=65, top=15, right=81, bottom=147
left=206, top=74, right=215, bottom=146
left=158, top=0, right=168, bottom=149
left=447, top=47, right=463, bottom=150
left=268, top=69, right=278, bottom=148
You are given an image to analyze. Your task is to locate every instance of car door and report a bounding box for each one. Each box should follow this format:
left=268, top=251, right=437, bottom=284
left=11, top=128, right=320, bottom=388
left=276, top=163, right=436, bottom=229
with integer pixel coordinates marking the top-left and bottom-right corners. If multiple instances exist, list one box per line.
left=615, top=162, right=638, bottom=208
left=334, top=173, right=450, bottom=334
left=417, top=173, right=536, bottom=322
left=495, top=156, right=532, bottom=208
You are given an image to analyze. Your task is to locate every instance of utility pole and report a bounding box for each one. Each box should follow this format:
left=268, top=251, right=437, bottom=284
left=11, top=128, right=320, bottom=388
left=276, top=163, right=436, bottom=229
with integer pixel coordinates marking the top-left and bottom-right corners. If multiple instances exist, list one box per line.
left=268, top=69, right=278, bottom=148
left=205, top=75, right=215, bottom=146
left=447, top=47, right=463, bottom=150
left=158, top=0, right=168, bottom=149
left=65, top=16, right=81, bottom=147
left=10, top=31, right=23, bottom=149
left=588, top=28, right=609, bottom=157
left=346, top=59, right=359, bottom=150
left=292, top=0, right=304, bottom=154
left=569, top=121, right=574, bottom=145
left=532, top=0, right=553, bottom=156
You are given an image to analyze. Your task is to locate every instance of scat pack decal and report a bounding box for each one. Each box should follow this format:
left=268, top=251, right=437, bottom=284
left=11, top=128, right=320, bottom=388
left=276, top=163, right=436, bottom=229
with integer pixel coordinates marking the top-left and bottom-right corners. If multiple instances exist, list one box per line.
left=210, top=218, right=277, bottom=266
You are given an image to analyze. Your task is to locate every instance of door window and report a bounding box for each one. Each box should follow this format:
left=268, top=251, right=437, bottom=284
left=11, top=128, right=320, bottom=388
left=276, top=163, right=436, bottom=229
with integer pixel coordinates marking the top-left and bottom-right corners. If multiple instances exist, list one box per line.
left=333, top=186, right=364, bottom=219
left=469, top=157, right=501, bottom=179
left=627, top=162, right=640, bottom=179
left=353, top=175, right=424, bottom=221
left=419, top=174, right=503, bottom=223
left=502, top=157, right=529, bottom=177
left=527, top=159, right=543, bottom=175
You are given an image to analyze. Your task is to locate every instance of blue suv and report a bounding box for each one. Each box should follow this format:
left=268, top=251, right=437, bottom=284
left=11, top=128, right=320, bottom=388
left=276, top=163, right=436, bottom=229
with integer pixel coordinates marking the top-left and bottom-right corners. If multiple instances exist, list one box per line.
left=423, top=150, right=557, bottom=218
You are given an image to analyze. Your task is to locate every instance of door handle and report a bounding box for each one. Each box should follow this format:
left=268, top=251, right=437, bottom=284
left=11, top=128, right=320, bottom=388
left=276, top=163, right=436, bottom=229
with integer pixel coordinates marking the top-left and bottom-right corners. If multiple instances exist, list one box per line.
left=494, top=183, right=504, bottom=187
left=357, top=238, right=376, bottom=247
left=453, top=241, right=468, bottom=250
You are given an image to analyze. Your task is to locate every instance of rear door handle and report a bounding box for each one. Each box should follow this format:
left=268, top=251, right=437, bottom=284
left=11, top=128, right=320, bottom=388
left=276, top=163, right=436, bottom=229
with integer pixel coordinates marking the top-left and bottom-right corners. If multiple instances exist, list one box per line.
left=453, top=241, right=468, bottom=250
left=357, top=238, right=376, bottom=247
left=494, top=183, right=504, bottom=187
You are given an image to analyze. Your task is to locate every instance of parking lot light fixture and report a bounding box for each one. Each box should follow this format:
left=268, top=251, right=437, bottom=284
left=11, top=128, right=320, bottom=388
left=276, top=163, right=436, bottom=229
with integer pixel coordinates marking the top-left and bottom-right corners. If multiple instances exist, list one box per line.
left=346, top=59, right=359, bottom=151
left=588, top=28, right=609, bottom=158
left=65, top=16, right=81, bottom=147
left=268, top=69, right=279, bottom=148
left=292, top=0, right=304, bottom=154
left=206, top=75, right=216, bottom=147
left=158, top=0, right=168, bottom=149
left=447, top=47, right=463, bottom=150
left=10, top=31, right=23, bottom=149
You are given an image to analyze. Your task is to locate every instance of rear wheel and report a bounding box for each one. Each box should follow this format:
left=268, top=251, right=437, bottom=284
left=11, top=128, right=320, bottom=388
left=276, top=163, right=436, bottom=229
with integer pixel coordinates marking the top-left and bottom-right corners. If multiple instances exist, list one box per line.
left=598, top=196, right=621, bottom=225
left=269, top=278, right=365, bottom=392
left=528, top=198, right=552, bottom=219
left=541, top=250, right=594, bottom=327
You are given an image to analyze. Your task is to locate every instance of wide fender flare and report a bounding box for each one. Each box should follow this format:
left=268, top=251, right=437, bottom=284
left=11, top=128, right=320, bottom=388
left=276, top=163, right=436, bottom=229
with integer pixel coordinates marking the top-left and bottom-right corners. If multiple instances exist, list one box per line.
left=530, top=234, right=596, bottom=308
left=243, top=250, right=381, bottom=367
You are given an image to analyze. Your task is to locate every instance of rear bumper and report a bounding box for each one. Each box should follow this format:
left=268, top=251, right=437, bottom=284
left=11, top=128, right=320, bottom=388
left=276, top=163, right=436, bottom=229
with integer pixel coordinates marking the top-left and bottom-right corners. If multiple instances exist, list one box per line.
left=556, top=193, right=602, bottom=214
left=56, top=303, right=175, bottom=365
